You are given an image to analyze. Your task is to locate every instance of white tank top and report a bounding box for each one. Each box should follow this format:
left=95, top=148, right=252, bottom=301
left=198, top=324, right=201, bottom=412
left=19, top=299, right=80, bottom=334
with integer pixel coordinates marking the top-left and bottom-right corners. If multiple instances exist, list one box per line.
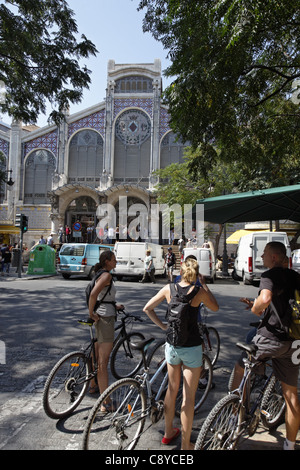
left=96, top=282, right=116, bottom=317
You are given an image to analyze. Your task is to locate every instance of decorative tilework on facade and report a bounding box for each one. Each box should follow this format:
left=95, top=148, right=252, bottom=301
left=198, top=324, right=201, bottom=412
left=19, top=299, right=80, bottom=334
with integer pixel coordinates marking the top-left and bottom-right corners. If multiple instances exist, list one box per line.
left=15, top=206, right=52, bottom=230
left=114, top=98, right=153, bottom=119
left=0, top=137, right=9, bottom=157
left=159, top=107, right=171, bottom=140
left=24, top=130, right=58, bottom=157
left=68, top=110, right=106, bottom=139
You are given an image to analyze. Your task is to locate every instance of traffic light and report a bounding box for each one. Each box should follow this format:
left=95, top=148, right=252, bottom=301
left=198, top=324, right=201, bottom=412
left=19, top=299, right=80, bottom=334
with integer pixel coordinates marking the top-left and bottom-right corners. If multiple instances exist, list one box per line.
left=22, top=215, right=28, bottom=233
left=15, top=213, right=22, bottom=227
left=15, top=214, right=28, bottom=233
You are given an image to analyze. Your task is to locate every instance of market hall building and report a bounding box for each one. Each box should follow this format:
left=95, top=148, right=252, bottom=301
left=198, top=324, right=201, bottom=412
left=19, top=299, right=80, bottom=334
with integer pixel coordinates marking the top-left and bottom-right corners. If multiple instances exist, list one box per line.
left=0, top=60, right=187, bottom=246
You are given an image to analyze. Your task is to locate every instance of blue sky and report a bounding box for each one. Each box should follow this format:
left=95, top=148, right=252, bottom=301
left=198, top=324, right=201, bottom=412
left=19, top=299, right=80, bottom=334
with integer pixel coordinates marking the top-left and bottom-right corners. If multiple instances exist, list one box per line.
left=39, top=0, right=173, bottom=127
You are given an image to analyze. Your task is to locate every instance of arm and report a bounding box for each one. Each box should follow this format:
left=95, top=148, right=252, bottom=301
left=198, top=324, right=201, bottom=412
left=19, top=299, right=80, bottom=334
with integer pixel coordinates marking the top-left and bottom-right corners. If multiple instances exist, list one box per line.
left=193, top=274, right=219, bottom=311
left=143, top=285, right=169, bottom=330
left=251, top=289, right=272, bottom=317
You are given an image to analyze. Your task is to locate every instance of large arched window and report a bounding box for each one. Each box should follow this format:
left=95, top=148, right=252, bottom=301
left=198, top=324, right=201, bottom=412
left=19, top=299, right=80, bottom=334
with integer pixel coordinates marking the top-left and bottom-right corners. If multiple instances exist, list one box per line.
left=160, top=132, right=186, bottom=169
left=114, top=109, right=151, bottom=186
left=68, top=129, right=103, bottom=188
left=24, top=150, right=56, bottom=204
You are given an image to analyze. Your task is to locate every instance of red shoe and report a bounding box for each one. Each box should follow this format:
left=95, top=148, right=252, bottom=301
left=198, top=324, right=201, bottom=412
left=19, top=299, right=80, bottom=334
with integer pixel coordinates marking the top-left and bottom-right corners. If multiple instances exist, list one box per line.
left=161, top=428, right=180, bottom=445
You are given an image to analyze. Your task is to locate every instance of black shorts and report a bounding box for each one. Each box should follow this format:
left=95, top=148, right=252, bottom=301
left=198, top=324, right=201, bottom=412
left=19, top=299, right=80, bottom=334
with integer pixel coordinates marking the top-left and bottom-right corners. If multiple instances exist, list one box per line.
left=238, top=334, right=299, bottom=387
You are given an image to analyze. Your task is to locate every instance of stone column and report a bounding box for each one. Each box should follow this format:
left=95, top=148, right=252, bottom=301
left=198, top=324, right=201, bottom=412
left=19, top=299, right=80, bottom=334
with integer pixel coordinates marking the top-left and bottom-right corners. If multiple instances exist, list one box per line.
left=7, top=120, right=22, bottom=221
left=104, top=77, right=115, bottom=187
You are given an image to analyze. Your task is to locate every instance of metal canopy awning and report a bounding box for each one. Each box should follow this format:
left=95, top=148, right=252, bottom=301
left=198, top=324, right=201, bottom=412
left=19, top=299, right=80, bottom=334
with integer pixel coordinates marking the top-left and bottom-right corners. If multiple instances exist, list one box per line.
left=196, top=184, right=300, bottom=224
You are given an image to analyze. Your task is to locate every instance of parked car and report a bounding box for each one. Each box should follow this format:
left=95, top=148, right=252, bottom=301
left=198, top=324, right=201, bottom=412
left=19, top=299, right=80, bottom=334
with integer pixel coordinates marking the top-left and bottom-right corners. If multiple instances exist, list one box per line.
left=57, top=243, right=112, bottom=279
left=233, top=231, right=291, bottom=284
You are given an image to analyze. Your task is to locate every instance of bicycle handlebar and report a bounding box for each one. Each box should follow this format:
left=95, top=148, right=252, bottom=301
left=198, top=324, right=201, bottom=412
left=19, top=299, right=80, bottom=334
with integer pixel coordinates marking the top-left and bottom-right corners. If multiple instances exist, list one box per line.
left=117, top=308, right=143, bottom=322
left=78, top=308, right=144, bottom=327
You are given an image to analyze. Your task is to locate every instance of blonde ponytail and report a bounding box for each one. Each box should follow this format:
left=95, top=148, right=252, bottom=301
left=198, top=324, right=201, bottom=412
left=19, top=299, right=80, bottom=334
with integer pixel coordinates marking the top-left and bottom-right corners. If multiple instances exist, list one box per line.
left=181, top=258, right=199, bottom=284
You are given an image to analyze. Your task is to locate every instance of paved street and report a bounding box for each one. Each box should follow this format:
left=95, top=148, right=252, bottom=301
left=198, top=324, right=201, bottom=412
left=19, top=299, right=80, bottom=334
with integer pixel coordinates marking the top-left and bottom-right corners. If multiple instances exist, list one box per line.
left=0, top=272, right=296, bottom=452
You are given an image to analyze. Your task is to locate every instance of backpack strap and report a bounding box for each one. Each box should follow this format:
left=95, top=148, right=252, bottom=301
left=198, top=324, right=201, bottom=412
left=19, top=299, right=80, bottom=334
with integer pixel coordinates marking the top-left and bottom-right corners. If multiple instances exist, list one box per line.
left=170, top=283, right=199, bottom=302
left=92, top=270, right=113, bottom=311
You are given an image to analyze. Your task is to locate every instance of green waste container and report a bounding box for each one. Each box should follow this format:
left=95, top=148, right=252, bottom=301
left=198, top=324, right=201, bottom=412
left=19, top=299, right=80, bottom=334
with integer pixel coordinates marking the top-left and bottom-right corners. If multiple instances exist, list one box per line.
left=27, top=245, right=56, bottom=275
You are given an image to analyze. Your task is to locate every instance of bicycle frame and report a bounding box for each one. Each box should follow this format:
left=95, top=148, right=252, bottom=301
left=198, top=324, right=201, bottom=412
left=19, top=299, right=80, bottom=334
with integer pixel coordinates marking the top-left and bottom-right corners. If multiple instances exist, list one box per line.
left=234, top=356, right=275, bottom=426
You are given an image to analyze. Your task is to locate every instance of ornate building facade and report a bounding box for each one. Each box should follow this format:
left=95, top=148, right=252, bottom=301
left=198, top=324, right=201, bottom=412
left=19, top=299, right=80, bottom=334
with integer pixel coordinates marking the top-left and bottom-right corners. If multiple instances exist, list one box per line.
left=0, top=60, right=187, bottom=245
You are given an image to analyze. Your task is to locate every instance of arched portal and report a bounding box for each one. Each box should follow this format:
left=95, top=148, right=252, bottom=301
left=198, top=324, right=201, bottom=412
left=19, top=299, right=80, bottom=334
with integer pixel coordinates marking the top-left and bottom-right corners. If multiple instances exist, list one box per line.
left=65, top=196, right=98, bottom=243
left=113, top=196, right=149, bottom=241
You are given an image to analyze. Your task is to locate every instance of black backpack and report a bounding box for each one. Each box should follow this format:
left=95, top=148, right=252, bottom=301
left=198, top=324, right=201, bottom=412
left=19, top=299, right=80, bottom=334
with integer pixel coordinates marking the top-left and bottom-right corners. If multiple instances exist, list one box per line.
left=85, top=269, right=112, bottom=312
left=271, top=289, right=300, bottom=340
left=166, top=283, right=199, bottom=346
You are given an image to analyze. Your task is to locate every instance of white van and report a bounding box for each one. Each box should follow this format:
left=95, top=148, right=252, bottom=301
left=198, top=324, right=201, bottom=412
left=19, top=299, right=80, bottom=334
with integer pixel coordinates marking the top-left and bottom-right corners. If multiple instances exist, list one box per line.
left=113, top=242, right=165, bottom=280
left=292, top=249, right=300, bottom=273
left=233, top=232, right=291, bottom=284
left=182, top=247, right=216, bottom=283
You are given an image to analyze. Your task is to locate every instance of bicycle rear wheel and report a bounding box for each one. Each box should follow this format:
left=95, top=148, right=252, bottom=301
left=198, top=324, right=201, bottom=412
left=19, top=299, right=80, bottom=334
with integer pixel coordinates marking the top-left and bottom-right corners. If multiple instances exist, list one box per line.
left=261, top=375, right=286, bottom=430
left=202, top=326, right=220, bottom=367
left=43, top=351, right=90, bottom=419
left=82, top=378, right=147, bottom=450
left=175, top=353, right=213, bottom=416
left=110, top=332, right=145, bottom=379
left=195, top=394, right=241, bottom=450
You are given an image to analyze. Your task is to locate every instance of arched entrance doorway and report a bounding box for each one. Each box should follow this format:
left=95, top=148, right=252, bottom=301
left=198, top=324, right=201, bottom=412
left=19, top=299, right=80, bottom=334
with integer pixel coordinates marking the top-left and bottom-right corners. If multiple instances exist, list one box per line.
left=65, top=196, right=97, bottom=243
left=113, top=196, right=149, bottom=241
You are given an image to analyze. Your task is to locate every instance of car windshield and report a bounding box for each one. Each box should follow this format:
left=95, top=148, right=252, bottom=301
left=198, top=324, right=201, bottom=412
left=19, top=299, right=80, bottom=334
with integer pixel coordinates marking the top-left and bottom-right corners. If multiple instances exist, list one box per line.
left=60, top=245, right=85, bottom=256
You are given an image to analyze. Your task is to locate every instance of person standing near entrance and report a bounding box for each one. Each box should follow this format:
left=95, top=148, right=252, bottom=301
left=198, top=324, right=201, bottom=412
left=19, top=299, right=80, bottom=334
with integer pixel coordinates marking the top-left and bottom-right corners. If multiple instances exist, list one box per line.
left=47, top=233, right=55, bottom=247
left=65, top=225, right=70, bottom=243
left=165, top=247, right=176, bottom=283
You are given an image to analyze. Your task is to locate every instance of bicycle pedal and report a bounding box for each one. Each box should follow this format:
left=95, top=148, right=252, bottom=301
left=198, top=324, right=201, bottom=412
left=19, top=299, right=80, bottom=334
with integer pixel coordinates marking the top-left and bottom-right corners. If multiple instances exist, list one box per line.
left=260, top=409, right=271, bottom=418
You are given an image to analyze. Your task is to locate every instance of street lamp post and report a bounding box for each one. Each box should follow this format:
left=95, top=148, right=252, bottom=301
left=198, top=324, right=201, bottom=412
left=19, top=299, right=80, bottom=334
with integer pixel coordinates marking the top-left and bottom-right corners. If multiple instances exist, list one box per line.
left=222, top=223, right=229, bottom=276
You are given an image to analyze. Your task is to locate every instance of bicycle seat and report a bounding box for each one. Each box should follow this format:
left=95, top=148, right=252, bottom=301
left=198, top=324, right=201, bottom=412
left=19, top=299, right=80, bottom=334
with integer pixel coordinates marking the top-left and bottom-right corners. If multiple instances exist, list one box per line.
left=236, top=342, right=258, bottom=355
left=78, top=318, right=94, bottom=326
left=130, top=337, right=155, bottom=352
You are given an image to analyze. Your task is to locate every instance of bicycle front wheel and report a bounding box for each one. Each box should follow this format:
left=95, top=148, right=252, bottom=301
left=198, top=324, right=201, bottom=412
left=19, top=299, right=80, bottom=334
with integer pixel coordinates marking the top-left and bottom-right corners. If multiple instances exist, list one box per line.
left=175, top=353, right=213, bottom=416
left=195, top=394, right=241, bottom=450
left=43, top=351, right=90, bottom=419
left=261, top=375, right=286, bottom=430
left=202, top=327, right=220, bottom=367
left=111, top=332, right=145, bottom=379
left=82, top=378, right=147, bottom=450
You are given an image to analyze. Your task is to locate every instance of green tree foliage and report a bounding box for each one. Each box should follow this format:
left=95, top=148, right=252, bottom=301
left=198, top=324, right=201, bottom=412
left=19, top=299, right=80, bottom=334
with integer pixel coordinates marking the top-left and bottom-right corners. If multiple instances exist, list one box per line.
left=0, top=0, right=97, bottom=124
left=138, top=0, right=300, bottom=177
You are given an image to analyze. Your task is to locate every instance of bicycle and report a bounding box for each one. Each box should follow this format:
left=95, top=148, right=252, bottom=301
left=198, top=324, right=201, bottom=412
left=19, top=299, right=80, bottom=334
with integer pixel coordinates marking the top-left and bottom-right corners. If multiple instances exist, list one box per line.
left=42, top=309, right=145, bottom=419
left=195, top=342, right=286, bottom=450
left=198, top=306, right=220, bottom=367
left=82, top=337, right=213, bottom=450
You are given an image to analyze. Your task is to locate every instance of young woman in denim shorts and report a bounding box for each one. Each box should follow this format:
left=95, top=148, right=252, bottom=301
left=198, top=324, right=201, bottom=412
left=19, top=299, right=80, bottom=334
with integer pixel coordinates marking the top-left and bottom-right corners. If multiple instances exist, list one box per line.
left=143, top=258, right=219, bottom=450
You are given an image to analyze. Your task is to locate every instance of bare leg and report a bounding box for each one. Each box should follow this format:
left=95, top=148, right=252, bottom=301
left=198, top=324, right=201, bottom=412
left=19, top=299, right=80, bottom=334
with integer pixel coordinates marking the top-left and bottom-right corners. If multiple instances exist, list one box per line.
left=97, top=342, right=113, bottom=402
left=163, top=363, right=181, bottom=440
left=281, top=382, right=300, bottom=445
left=181, top=365, right=201, bottom=450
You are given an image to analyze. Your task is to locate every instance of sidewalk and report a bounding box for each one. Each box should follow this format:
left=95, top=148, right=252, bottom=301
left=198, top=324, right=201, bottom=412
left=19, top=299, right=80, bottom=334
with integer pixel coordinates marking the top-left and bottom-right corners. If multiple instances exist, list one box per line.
left=0, top=361, right=292, bottom=451
left=0, top=267, right=58, bottom=281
